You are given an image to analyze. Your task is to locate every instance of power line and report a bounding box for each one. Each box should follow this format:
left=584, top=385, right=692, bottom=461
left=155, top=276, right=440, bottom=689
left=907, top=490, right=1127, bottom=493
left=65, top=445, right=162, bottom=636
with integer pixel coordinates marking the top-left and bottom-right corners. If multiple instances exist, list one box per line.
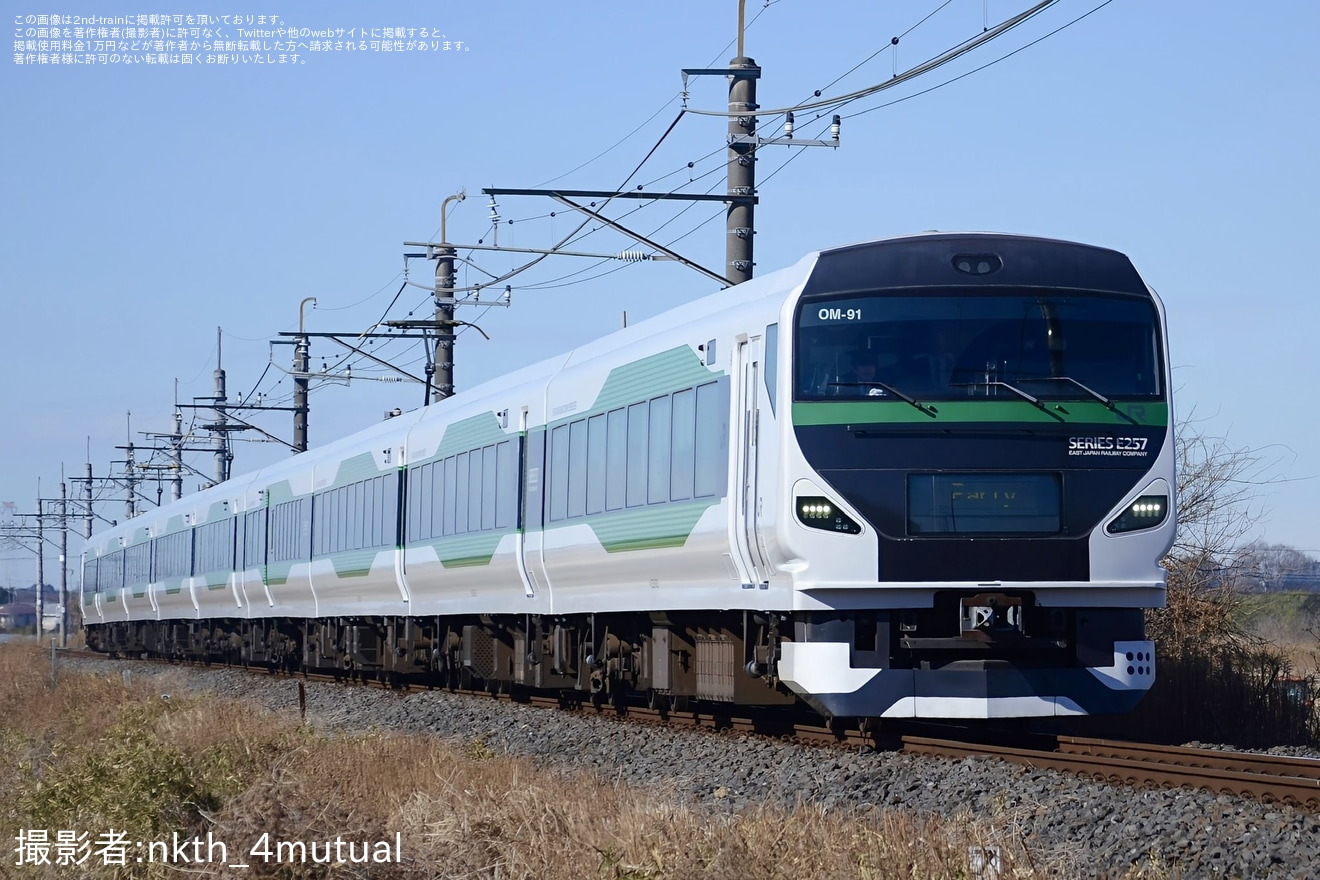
left=682, top=0, right=1058, bottom=119
left=842, top=0, right=1118, bottom=120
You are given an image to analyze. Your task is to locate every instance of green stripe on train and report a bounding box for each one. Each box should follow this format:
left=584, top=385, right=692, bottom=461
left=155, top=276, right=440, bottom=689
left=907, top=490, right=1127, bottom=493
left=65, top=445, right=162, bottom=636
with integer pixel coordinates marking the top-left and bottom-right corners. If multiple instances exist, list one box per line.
left=436, top=412, right=512, bottom=459
left=328, top=452, right=391, bottom=489
left=202, top=500, right=231, bottom=524
left=327, top=548, right=388, bottom=578
left=586, top=500, right=716, bottom=553
left=264, top=561, right=293, bottom=586
left=579, top=346, right=723, bottom=418
left=160, top=577, right=187, bottom=595
left=265, top=480, right=296, bottom=505
left=792, top=400, right=1169, bottom=427
left=429, top=532, right=506, bottom=569
left=420, top=497, right=718, bottom=566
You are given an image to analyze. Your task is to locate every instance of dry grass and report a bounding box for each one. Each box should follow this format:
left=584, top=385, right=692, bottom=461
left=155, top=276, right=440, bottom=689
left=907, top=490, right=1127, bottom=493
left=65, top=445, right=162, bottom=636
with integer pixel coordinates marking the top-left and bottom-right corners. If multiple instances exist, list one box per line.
left=1, top=644, right=1089, bottom=879
left=1249, top=623, right=1320, bottom=679
left=1241, top=594, right=1320, bottom=678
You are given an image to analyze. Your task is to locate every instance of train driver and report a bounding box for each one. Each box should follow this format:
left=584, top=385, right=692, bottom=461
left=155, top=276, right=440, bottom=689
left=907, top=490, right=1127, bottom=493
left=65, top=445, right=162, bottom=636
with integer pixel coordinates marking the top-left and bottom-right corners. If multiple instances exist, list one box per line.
left=842, top=348, right=889, bottom=397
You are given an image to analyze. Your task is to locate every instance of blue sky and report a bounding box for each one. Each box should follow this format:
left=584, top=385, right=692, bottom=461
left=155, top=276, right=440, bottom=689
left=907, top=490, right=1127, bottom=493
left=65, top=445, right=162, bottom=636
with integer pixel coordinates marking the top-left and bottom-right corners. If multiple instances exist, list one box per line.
left=2, top=0, right=1317, bottom=588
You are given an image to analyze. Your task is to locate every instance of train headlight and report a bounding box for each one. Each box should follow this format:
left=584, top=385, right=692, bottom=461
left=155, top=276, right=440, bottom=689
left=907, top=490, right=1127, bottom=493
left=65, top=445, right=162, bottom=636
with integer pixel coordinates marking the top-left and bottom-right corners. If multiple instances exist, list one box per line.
left=796, top=496, right=862, bottom=534
left=1106, top=494, right=1169, bottom=534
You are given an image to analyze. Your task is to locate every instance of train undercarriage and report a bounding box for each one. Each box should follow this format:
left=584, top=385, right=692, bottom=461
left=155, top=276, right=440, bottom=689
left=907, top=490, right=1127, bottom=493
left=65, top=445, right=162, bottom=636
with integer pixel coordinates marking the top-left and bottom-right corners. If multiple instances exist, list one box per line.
left=84, top=612, right=798, bottom=711
left=84, top=599, right=1151, bottom=719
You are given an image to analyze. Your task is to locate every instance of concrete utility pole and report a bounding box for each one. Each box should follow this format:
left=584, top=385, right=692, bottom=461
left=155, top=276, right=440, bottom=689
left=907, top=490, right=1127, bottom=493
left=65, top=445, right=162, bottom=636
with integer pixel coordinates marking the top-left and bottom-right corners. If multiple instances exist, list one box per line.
left=212, top=327, right=231, bottom=484
left=293, top=297, right=316, bottom=453
left=122, top=436, right=138, bottom=519
left=432, top=191, right=464, bottom=404
left=169, top=408, right=184, bottom=502
left=83, top=461, right=93, bottom=538
left=726, top=0, right=758, bottom=284
left=58, top=481, right=67, bottom=647
left=34, top=490, right=43, bottom=638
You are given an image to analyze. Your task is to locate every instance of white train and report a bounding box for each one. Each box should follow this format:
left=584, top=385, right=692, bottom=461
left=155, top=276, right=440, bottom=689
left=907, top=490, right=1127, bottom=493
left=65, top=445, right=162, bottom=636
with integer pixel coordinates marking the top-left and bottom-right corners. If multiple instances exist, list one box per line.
left=83, top=232, right=1175, bottom=720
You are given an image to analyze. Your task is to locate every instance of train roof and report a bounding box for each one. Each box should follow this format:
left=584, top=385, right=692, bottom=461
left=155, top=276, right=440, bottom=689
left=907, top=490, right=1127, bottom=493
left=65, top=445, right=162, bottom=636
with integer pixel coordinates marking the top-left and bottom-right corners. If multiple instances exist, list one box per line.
left=806, top=231, right=1146, bottom=296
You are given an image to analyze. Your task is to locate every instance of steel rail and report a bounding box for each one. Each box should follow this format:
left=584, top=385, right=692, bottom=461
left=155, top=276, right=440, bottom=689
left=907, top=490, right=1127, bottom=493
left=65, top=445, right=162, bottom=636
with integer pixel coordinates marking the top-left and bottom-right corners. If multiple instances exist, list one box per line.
left=901, top=735, right=1320, bottom=808
left=1058, top=736, right=1320, bottom=781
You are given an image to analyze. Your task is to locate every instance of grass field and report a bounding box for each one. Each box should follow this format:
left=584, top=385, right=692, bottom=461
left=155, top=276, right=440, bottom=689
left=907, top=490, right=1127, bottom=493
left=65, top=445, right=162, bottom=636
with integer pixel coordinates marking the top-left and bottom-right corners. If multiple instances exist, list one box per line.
left=1237, top=591, right=1320, bottom=675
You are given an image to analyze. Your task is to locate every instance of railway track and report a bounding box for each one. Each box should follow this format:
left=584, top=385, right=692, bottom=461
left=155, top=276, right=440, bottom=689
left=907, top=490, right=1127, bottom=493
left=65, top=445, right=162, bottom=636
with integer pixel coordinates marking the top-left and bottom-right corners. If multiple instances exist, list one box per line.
left=62, top=647, right=1320, bottom=808
left=902, top=734, right=1320, bottom=809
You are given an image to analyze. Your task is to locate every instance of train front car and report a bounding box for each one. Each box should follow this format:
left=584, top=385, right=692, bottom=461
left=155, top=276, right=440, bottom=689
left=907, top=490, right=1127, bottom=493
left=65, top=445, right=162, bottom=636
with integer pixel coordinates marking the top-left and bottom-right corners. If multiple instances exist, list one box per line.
left=776, top=233, right=1174, bottom=719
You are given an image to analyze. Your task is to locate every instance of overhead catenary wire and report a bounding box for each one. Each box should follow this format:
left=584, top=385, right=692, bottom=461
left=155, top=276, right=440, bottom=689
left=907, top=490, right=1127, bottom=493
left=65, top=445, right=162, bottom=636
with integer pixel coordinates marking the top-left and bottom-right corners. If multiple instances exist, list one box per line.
left=841, top=0, right=1118, bottom=120
left=682, top=0, right=1057, bottom=119
left=800, top=0, right=955, bottom=103
left=509, top=0, right=974, bottom=266
left=544, top=0, right=963, bottom=228
left=486, top=0, right=1098, bottom=290
left=526, top=0, right=780, bottom=190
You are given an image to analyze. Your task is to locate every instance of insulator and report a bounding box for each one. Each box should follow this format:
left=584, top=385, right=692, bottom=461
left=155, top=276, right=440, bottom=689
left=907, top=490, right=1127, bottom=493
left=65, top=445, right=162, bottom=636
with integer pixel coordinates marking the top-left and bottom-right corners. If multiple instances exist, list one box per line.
left=618, top=250, right=650, bottom=262
left=784, top=111, right=794, bottom=139
left=831, top=114, right=841, bottom=141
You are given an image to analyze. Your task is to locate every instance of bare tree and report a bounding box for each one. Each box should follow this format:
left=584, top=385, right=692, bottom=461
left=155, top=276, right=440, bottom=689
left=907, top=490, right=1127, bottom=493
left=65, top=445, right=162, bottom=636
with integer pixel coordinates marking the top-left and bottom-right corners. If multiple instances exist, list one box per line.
left=1233, top=542, right=1318, bottom=592
left=1137, top=412, right=1319, bottom=746
left=1151, top=412, right=1278, bottom=655
left=1169, top=421, right=1271, bottom=577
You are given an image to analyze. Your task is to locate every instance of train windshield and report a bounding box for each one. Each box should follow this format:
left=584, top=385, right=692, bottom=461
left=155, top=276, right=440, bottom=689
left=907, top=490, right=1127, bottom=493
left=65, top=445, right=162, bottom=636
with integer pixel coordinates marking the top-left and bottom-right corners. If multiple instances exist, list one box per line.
left=794, top=289, right=1163, bottom=402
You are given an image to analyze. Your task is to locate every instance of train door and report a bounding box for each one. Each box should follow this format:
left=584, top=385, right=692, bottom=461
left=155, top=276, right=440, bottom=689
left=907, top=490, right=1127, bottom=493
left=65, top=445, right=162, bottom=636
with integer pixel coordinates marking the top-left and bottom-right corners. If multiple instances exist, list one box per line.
left=91, top=556, right=104, bottom=621
left=230, top=513, right=245, bottom=611
left=516, top=407, right=542, bottom=598
left=393, top=465, right=413, bottom=612
left=733, top=335, right=771, bottom=586
left=147, top=543, right=160, bottom=615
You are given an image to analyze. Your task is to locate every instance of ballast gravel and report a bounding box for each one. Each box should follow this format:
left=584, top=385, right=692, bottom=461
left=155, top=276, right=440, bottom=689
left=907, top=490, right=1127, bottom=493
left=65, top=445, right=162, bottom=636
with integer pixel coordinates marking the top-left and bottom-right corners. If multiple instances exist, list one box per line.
left=81, top=659, right=1320, bottom=879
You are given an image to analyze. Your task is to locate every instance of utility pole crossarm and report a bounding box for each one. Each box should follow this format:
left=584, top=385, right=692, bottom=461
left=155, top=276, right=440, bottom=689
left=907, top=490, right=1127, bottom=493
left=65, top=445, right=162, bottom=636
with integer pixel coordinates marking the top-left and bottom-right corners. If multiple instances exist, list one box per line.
left=311, top=334, right=428, bottom=385
left=549, top=196, right=735, bottom=287
left=481, top=187, right=756, bottom=204
left=202, top=408, right=300, bottom=453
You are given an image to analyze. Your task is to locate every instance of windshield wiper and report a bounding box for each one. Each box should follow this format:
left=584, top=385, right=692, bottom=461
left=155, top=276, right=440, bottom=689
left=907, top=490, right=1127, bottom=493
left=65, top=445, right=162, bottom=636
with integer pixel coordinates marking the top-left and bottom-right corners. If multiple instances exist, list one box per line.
left=951, top=380, right=1064, bottom=422
left=829, top=381, right=938, bottom=418
left=1019, top=376, right=1138, bottom=425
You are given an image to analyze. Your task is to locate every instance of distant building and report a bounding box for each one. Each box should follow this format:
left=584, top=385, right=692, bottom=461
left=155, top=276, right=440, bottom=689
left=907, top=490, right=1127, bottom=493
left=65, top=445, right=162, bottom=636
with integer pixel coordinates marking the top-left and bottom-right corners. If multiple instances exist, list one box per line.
left=9, top=584, right=61, bottom=605
left=0, top=603, right=37, bottom=630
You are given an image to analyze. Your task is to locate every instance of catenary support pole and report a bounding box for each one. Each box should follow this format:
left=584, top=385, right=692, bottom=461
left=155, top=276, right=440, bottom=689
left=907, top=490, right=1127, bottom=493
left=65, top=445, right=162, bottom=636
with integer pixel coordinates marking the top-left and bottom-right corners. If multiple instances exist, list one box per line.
left=726, top=1, right=757, bottom=284
left=170, top=409, right=183, bottom=502
left=432, top=191, right=464, bottom=404
left=59, top=481, right=68, bottom=648
left=433, top=247, right=455, bottom=404
left=293, top=297, right=315, bottom=453
left=35, top=491, right=43, bottom=638
left=213, top=328, right=230, bottom=484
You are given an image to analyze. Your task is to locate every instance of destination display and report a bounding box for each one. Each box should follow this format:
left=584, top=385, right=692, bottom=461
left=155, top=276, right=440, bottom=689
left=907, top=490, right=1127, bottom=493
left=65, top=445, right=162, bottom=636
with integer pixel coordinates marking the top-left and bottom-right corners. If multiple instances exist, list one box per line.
left=907, top=472, right=1061, bottom=535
